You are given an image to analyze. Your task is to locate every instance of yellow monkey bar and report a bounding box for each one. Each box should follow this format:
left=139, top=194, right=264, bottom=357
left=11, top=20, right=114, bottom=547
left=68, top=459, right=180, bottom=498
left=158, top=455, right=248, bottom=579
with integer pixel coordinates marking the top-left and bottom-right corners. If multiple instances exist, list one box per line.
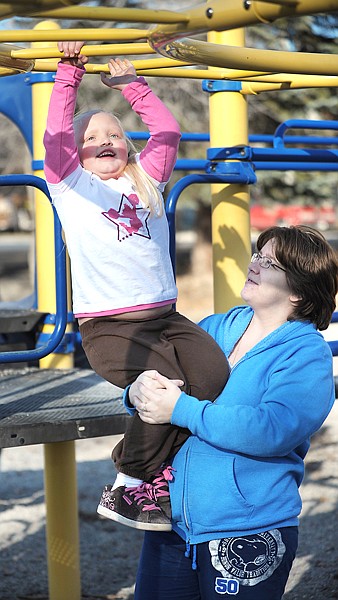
left=5, top=42, right=156, bottom=59
left=0, top=43, right=34, bottom=73
left=3, top=39, right=338, bottom=87
left=149, top=37, right=338, bottom=78
left=148, top=0, right=338, bottom=45
left=0, top=28, right=150, bottom=42
left=0, top=4, right=188, bottom=22
left=2, top=0, right=333, bottom=32
left=0, top=0, right=337, bottom=88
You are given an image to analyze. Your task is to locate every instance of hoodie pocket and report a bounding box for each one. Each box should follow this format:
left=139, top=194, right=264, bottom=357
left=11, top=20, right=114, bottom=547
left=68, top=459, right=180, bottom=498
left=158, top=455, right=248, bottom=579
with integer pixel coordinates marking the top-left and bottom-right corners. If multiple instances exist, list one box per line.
left=184, top=452, right=255, bottom=535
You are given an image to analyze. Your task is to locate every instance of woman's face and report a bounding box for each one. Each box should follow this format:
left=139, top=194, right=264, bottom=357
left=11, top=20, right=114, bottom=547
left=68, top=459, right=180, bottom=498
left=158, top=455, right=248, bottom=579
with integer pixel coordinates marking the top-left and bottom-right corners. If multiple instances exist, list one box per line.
left=77, top=112, right=129, bottom=180
left=241, top=239, right=298, bottom=315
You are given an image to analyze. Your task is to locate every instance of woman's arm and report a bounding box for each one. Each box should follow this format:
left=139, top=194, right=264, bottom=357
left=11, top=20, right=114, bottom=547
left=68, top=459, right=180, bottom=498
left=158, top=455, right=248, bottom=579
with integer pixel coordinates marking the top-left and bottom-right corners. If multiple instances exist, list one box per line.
left=133, top=349, right=335, bottom=459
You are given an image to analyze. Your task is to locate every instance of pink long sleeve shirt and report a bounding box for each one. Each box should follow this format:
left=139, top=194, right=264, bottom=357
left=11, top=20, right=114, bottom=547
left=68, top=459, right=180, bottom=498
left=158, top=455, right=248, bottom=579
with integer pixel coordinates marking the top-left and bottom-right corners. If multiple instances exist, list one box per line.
left=43, top=63, right=181, bottom=317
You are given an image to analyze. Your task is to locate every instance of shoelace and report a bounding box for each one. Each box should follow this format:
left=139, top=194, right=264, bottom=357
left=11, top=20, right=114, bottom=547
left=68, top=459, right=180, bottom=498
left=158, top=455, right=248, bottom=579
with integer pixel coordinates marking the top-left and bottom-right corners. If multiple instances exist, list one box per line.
left=126, top=483, right=162, bottom=512
left=150, top=465, right=175, bottom=501
left=125, top=465, right=175, bottom=510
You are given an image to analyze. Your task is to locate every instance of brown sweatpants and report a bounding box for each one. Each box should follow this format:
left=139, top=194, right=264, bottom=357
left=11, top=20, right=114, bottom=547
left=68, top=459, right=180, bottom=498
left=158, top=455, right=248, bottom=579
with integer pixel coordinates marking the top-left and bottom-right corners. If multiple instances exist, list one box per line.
left=79, top=309, right=229, bottom=480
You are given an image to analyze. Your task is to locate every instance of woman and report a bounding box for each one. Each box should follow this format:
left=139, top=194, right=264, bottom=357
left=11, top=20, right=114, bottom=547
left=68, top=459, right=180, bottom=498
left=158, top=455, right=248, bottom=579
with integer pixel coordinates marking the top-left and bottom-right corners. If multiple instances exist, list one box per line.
left=126, top=225, right=338, bottom=600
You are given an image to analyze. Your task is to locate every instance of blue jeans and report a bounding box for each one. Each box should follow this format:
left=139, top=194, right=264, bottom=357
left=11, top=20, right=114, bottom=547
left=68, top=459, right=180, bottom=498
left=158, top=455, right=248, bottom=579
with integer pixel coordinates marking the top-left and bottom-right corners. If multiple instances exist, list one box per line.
left=134, top=528, right=298, bottom=599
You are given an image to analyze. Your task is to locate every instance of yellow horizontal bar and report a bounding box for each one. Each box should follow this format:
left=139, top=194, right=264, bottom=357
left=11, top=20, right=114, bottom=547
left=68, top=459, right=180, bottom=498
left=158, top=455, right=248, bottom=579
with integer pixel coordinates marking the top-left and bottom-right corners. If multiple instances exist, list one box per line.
left=0, top=65, right=22, bottom=76
left=242, top=78, right=338, bottom=94
left=135, top=68, right=274, bottom=80
left=240, top=72, right=338, bottom=86
left=254, top=0, right=338, bottom=20
left=149, top=0, right=338, bottom=48
left=1, top=0, right=337, bottom=28
left=0, top=1, right=82, bottom=20
left=31, top=57, right=191, bottom=74
left=255, top=0, right=305, bottom=4
left=136, top=67, right=213, bottom=79
left=32, top=59, right=58, bottom=71
left=150, top=37, right=338, bottom=77
left=29, top=63, right=244, bottom=77
left=26, top=60, right=338, bottom=93
left=9, top=35, right=338, bottom=78
left=137, top=66, right=338, bottom=86
left=2, top=0, right=80, bottom=5
left=128, top=57, right=192, bottom=70
left=29, top=6, right=189, bottom=24
left=28, top=57, right=338, bottom=92
left=0, top=42, right=34, bottom=71
left=178, top=67, right=338, bottom=86
left=135, top=67, right=279, bottom=80
left=135, top=67, right=338, bottom=90
left=12, top=43, right=155, bottom=60
left=0, top=28, right=149, bottom=43
left=86, top=56, right=194, bottom=73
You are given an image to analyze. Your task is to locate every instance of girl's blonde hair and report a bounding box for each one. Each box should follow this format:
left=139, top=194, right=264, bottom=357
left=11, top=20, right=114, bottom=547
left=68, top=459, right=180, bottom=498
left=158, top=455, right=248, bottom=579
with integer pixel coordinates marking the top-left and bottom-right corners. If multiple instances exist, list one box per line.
left=74, top=110, right=163, bottom=215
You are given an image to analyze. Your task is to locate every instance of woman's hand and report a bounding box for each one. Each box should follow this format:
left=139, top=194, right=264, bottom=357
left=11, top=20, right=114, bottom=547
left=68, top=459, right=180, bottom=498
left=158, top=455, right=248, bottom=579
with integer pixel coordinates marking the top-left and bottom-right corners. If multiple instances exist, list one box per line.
left=100, top=58, right=138, bottom=90
left=58, top=41, right=88, bottom=67
left=129, top=370, right=183, bottom=424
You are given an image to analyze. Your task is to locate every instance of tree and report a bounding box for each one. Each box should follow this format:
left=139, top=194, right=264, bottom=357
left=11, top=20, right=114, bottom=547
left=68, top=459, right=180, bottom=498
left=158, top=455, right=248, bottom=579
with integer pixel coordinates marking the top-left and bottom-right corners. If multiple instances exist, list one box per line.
left=246, top=13, right=338, bottom=212
left=1, top=3, right=338, bottom=222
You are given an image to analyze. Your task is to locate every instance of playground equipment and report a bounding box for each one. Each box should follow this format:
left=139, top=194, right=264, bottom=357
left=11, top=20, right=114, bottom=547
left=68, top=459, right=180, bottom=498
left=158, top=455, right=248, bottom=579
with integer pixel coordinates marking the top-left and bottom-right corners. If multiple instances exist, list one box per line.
left=1, top=1, right=338, bottom=599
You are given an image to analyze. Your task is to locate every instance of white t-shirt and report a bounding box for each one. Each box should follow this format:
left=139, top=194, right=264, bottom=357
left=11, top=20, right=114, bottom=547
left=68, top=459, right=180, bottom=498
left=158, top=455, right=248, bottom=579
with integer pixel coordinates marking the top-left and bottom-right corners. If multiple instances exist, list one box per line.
left=48, top=164, right=177, bottom=316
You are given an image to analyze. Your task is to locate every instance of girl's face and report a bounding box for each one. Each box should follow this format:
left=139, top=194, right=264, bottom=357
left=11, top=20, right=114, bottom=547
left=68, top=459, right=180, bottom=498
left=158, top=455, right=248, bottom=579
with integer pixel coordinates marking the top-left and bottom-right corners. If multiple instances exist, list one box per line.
left=77, top=112, right=129, bottom=180
left=241, top=239, right=298, bottom=316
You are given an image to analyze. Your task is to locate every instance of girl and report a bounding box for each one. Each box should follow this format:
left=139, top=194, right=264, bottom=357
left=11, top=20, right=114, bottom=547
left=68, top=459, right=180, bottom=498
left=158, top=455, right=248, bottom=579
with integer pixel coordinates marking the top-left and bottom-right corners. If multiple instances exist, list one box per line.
left=43, top=41, right=229, bottom=532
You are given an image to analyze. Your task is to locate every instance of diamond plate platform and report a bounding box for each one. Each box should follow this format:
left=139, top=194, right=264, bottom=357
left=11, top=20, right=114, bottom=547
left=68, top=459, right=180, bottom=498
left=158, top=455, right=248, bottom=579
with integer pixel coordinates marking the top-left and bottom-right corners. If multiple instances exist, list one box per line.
left=0, top=367, right=128, bottom=448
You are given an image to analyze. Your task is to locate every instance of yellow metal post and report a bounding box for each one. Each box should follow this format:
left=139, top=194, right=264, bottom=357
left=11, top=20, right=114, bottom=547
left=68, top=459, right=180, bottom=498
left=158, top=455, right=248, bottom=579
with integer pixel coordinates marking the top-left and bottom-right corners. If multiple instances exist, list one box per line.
left=31, top=21, right=81, bottom=600
left=208, top=28, right=251, bottom=312
left=31, top=20, right=73, bottom=371
left=44, top=442, right=81, bottom=600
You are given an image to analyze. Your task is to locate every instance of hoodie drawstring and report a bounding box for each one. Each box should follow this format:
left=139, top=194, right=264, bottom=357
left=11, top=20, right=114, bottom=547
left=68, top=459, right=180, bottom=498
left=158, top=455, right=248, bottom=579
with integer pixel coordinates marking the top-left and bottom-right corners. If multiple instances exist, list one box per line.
left=185, top=541, right=197, bottom=570
left=192, top=544, right=197, bottom=570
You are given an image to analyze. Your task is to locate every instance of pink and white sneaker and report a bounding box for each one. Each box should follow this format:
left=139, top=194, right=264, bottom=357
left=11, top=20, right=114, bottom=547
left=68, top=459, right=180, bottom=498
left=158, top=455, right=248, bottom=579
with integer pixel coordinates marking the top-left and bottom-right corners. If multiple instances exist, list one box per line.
left=97, top=467, right=174, bottom=531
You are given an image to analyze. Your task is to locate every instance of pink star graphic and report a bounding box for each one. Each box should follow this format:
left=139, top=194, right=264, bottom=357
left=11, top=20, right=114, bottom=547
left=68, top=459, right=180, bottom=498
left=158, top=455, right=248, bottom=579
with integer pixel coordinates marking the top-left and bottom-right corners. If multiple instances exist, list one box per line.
left=102, top=193, right=151, bottom=241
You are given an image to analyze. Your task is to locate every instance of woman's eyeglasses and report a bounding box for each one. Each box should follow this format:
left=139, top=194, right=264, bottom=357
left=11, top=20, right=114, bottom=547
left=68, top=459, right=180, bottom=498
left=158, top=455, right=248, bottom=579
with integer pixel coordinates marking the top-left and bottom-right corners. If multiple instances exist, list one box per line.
left=251, top=252, right=286, bottom=272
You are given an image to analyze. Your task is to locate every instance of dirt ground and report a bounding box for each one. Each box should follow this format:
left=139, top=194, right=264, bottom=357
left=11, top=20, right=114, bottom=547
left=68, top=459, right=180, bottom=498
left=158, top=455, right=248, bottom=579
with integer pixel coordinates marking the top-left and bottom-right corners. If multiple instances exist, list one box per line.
left=0, top=404, right=337, bottom=600
left=0, top=241, right=338, bottom=599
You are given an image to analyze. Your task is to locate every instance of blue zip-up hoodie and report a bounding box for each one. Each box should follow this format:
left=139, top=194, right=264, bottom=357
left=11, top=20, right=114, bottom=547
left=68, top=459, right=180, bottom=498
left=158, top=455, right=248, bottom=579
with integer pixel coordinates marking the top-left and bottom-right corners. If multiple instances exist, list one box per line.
left=169, top=306, right=335, bottom=545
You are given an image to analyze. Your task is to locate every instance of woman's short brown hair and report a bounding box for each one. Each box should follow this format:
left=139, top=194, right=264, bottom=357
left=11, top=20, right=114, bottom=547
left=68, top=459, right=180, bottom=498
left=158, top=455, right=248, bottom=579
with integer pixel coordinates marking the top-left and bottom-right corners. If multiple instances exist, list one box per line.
left=256, top=225, right=338, bottom=330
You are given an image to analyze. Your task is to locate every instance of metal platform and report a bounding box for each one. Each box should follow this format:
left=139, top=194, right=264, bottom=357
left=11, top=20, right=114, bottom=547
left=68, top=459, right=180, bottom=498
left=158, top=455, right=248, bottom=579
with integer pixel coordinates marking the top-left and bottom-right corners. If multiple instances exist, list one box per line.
left=0, top=367, right=128, bottom=448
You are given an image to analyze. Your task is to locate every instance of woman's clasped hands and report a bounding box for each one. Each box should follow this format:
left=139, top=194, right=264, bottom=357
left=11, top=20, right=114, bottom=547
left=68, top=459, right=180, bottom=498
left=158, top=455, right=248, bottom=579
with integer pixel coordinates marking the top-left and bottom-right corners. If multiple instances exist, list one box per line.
left=129, top=370, right=183, bottom=425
